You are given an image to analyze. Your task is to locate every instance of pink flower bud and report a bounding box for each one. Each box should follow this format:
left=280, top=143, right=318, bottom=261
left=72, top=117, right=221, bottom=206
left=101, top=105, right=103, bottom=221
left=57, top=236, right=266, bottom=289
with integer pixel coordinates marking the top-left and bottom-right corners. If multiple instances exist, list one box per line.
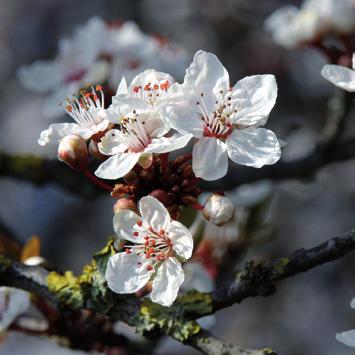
left=58, top=135, right=88, bottom=170
left=203, top=193, right=234, bottom=226
left=113, top=198, right=138, bottom=213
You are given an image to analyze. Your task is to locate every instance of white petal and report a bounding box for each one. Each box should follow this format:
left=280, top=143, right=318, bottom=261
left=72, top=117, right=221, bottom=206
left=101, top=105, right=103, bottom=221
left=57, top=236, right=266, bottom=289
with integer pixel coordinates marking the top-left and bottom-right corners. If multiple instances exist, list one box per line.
left=138, top=111, right=170, bottom=138
left=98, top=129, right=128, bottom=155
left=145, top=134, right=192, bottom=154
left=83, top=60, right=109, bottom=84
left=116, top=76, right=128, bottom=95
left=129, top=69, right=175, bottom=90
left=350, top=298, right=355, bottom=309
left=336, top=330, right=355, bottom=348
left=192, top=137, right=228, bottom=181
left=113, top=210, right=145, bottom=243
left=110, top=97, right=151, bottom=117
left=38, top=123, right=90, bottom=146
left=0, top=287, right=30, bottom=332
left=167, top=220, right=193, bottom=259
left=226, top=128, right=281, bottom=168
left=232, top=75, right=278, bottom=126
left=105, top=253, right=153, bottom=294
left=162, top=104, right=204, bottom=137
left=321, top=64, right=355, bottom=92
left=17, top=60, right=62, bottom=93
left=150, top=257, right=184, bottom=307
left=95, top=152, right=140, bottom=179
left=184, top=50, right=229, bottom=95
left=138, top=196, right=170, bottom=232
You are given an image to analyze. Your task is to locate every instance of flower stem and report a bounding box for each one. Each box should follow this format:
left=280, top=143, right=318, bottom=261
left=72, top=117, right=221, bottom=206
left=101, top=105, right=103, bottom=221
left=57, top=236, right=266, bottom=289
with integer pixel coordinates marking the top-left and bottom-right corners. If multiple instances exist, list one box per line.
left=82, top=170, right=113, bottom=192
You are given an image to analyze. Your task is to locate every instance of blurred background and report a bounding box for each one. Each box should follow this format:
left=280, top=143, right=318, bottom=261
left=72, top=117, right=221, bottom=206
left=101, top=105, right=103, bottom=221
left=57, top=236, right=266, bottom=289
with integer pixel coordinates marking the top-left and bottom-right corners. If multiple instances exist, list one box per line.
left=0, top=0, right=354, bottom=354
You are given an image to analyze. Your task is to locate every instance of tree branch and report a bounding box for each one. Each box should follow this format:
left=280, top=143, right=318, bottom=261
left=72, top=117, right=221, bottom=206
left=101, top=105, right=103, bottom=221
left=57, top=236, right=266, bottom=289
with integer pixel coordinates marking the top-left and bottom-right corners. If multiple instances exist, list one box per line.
left=208, top=230, right=355, bottom=315
left=185, top=328, right=275, bottom=355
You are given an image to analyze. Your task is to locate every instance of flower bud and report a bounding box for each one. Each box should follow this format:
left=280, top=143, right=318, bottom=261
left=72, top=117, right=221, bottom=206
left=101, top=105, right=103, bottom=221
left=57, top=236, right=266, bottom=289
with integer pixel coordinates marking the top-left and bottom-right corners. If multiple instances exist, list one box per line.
left=113, top=198, right=138, bottom=213
left=88, top=140, right=106, bottom=160
left=149, top=189, right=171, bottom=205
left=58, top=135, right=88, bottom=170
left=203, top=193, right=234, bottom=226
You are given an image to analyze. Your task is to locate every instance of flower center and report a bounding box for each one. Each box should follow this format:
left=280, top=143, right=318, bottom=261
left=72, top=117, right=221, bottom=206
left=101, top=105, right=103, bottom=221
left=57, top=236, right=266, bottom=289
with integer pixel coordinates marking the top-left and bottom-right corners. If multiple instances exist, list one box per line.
left=196, top=90, right=236, bottom=139
left=123, top=219, right=173, bottom=271
left=117, top=112, right=151, bottom=153
left=64, top=85, right=105, bottom=128
left=132, top=80, right=171, bottom=106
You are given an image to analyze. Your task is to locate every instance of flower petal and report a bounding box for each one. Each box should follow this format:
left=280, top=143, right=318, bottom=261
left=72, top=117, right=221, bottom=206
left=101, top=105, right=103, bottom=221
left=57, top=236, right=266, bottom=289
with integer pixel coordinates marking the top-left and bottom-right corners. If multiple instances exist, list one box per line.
left=138, top=196, right=170, bottom=232
left=226, top=128, right=281, bottom=168
left=231, top=75, right=278, bottom=127
left=321, top=64, right=355, bottom=92
left=110, top=97, right=151, bottom=118
left=38, top=123, right=91, bottom=146
left=336, top=330, right=355, bottom=348
left=116, top=76, right=128, bottom=95
left=129, top=69, right=175, bottom=91
left=183, top=50, right=229, bottom=95
left=162, top=103, right=204, bottom=137
left=95, top=152, right=140, bottom=180
left=0, top=287, right=30, bottom=332
left=192, top=137, right=228, bottom=181
left=105, top=253, right=153, bottom=294
left=145, top=134, right=192, bottom=154
left=114, top=210, right=145, bottom=243
left=167, top=220, right=193, bottom=259
left=150, top=257, right=184, bottom=307
left=98, top=129, right=128, bottom=155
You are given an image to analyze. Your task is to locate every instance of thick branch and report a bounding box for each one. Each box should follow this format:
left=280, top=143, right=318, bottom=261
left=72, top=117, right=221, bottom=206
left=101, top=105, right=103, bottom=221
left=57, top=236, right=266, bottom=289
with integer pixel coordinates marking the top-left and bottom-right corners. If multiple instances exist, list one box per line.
left=208, top=231, right=355, bottom=314
left=0, top=152, right=100, bottom=198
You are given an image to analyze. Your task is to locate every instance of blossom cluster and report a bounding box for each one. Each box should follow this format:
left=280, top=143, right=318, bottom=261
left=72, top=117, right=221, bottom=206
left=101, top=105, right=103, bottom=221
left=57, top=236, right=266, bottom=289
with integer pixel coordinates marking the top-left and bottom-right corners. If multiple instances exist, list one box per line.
left=18, top=17, right=188, bottom=118
left=35, top=49, right=282, bottom=306
left=265, top=0, right=355, bottom=49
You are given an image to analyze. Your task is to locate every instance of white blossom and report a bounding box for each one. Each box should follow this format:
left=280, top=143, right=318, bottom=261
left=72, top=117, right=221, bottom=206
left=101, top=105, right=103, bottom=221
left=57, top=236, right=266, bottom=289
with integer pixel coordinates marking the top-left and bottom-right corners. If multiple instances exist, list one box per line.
left=95, top=110, right=191, bottom=180
left=0, top=287, right=30, bottom=332
left=18, top=17, right=110, bottom=118
left=265, top=0, right=355, bottom=49
left=336, top=298, right=355, bottom=348
left=111, top=69, right=181, bottom=118
left=322, top=53, right=355, bottom=92
left=38, top=86, right=111, bottom=147
left=105, top=196, right=193, bottom=307
left=166, top=50, right=281, bottom=181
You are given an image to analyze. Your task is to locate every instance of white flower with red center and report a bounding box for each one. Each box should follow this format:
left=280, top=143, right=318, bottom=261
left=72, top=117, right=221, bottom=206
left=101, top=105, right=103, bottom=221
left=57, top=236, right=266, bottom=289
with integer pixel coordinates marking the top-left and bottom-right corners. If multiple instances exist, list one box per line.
left=112, top=69, right=180, bottom=116
left=38, top=85, right=111, bottom=146
left=105, top=196, right=193, bottom=307
left=0, top=287, right=30, bottom=332
left=166, top=50, right=281, bottom=181
left=18, top=17, right=110, bottom=118
left=95, top=110, right=191, bottom=180
left=322, top=53, right=355, bottom=92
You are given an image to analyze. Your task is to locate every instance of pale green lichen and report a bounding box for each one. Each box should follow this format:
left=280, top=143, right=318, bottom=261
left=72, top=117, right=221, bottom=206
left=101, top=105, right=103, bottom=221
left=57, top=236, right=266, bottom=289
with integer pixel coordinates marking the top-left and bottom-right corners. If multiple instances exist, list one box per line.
left=136, top=298, right=201, bottom=342
left=47, top=271, right=84, bottom=309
